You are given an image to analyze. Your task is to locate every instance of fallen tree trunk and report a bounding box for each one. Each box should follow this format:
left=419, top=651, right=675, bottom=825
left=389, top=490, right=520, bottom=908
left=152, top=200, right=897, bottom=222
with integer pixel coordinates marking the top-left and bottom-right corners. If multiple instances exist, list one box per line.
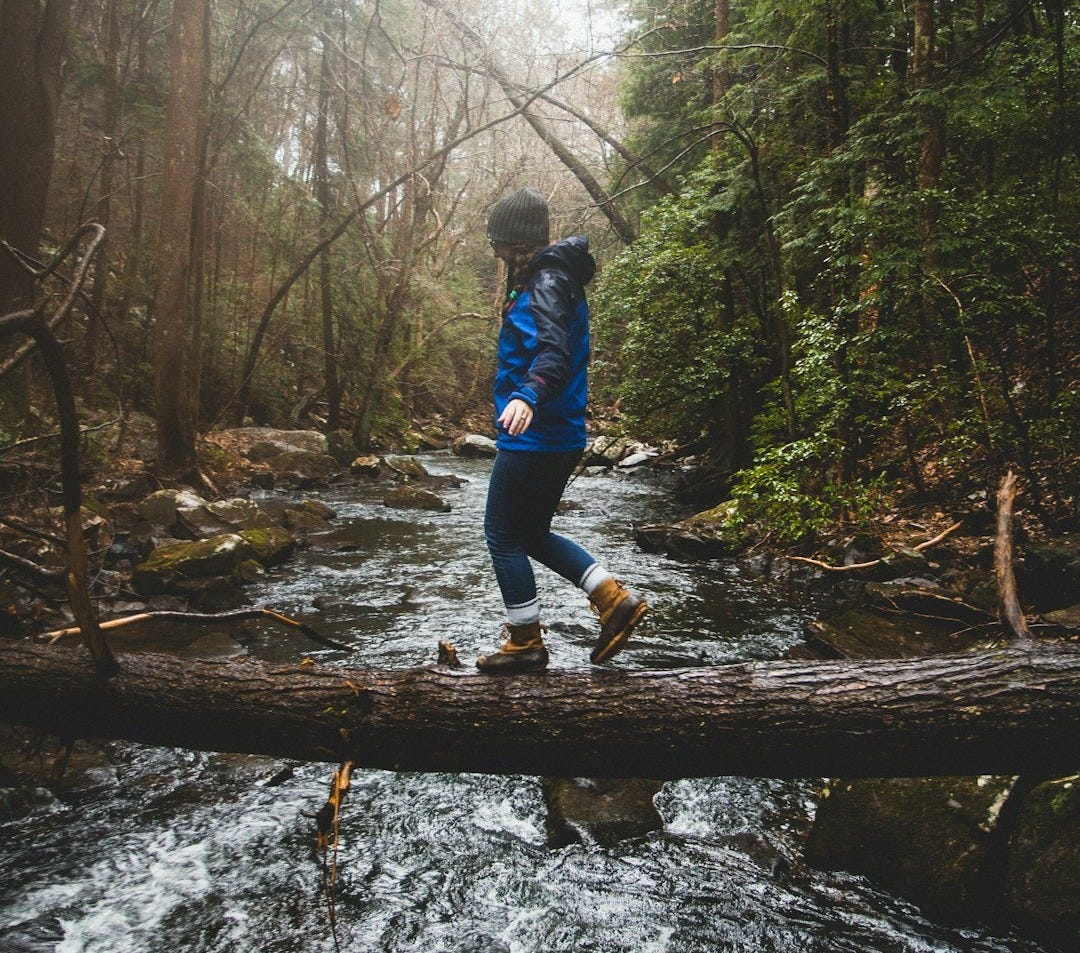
left=2, top=641, right=1079, bottom=778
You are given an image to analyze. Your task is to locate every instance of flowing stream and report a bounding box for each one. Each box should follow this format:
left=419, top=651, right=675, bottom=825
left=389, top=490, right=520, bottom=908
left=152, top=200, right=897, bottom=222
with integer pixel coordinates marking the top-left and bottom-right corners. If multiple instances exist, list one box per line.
left=0, top=456, right=1052, bottom=952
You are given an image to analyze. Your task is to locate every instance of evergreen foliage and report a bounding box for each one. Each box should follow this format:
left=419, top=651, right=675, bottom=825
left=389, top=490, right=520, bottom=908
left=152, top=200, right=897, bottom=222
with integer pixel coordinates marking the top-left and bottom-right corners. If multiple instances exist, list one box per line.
left=597, top=0, right=1078, bottom=538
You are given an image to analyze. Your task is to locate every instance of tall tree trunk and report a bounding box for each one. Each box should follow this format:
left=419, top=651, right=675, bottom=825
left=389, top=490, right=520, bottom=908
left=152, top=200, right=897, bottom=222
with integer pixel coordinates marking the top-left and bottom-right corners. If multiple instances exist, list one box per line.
left=913, top=0, right=946, bottom=360
left=152, top=0, right=209, bottom=479
left=315, top=32, right=341, bottom=431
left=0, top=0, right=72, bottom=314
left=88, top=0, right=123, bottom=378
left=713, top=0, right=731, bottom=102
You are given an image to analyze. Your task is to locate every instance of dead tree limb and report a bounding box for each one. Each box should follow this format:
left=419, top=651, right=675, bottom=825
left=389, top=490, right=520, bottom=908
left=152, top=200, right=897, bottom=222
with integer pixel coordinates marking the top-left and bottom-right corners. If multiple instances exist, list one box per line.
left=995, top=471, right=1031, bottom=641
left=421, top=0, right=637, bottom=243
left=789, top=521, right=963, bottom=572
left=2, top=641, right=1078, bottom=778
left=45, top=607, right=353, bottom=652
left=0, top=224, right=117, bottom=675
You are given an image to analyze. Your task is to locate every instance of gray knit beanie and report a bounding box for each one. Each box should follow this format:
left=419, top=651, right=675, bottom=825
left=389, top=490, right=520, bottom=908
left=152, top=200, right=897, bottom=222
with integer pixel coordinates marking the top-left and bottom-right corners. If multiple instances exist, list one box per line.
left=486, top=188, right=550, bottom=245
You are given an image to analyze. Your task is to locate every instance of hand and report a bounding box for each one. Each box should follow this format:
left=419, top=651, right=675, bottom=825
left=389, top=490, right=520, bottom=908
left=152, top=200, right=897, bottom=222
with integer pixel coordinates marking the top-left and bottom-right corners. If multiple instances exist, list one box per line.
left=498, top=398, right=534, bottom=437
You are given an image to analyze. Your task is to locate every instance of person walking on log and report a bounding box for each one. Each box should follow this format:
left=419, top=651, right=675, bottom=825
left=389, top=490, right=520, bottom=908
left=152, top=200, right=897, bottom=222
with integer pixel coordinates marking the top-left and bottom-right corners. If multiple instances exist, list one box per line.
left=476, top=188, right=648, bottom=674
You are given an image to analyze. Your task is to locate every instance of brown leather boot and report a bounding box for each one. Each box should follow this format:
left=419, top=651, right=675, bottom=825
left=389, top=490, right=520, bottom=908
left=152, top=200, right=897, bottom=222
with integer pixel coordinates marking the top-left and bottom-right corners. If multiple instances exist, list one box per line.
left=588, top=579, right=648, bottom=663
left=476, top=621, right=549, bottom=674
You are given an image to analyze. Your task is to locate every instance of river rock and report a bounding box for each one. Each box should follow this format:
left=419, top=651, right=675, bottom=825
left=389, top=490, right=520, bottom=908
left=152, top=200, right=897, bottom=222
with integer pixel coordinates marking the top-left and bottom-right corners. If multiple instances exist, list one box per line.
left=206, top=498, right=281, bottom=532
left=635, top=500, right=747, bottom=561
left=384, top=455, right=430, bottom=479
left=542, top=777, right=663, bottom=848
left=801, top=607, right=993, bottom=659
left=133, top=488, right=209, bottom=529
left=1003, top=775, right=1080, bottom=948
left=1018, top=535, right=1080, bottom=612
left=1043, top=604, right=1080, bottom=633
left=383, top=486, right=450, bottom=513
left=451, top=434, right=498, bottom=458
left=130, top=533, right=258, bottom=596
left=863, top=578, right=991, bottom=626
left=350, top=454, right=382, bottom=476
left=237, top=526, right=295, bottom=565
left=805, top=775, right=1020, bottom=919
left=263, top=448, right=338, bottom=484
left=221, top=427, right=330, bottom=457
left=0, top=915, right=65, bottom=952
left=584, top=435, right=635, bottom=468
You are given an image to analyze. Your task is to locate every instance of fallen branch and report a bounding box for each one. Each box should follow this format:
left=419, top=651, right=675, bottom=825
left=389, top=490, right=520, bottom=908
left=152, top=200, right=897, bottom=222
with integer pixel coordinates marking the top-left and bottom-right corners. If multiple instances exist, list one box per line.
left=2, top=640, right=1079, bottom=778
left=995, top=471, right=1031, bottom=641
left=45, top=607, right=353, bottom=653
left=789, top=521, right=963, bottom=572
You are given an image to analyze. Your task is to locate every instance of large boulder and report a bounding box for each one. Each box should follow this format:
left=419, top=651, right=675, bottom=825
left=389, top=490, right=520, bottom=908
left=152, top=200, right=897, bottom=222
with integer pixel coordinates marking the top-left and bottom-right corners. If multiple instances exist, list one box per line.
left=635, top=501, right=748, bottom=561
left=1019, top=535, right=1080, bottom=612
left=133, top=488, right=209, bottom=530
left=451, top=434, right=497, bottom=458
left=542, top=777, right=663, bottom=848
left=805, top=776, right=1020, bottom=919
left=130, top=534, right=258, bottom=597
left=219, top=427, right=330, bottom=457
left=383, top=485, right=450, bottom=513
left=1003, top=775, right=1080, bottom=949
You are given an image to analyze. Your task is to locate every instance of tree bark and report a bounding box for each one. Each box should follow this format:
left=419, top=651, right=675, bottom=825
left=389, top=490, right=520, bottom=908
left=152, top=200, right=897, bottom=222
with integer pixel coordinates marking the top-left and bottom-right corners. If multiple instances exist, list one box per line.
left=2, top=642, right=1078, bottom=779
left=0, top=0, right=72, bottom=315
left=152, top=0, right=209, bottom=479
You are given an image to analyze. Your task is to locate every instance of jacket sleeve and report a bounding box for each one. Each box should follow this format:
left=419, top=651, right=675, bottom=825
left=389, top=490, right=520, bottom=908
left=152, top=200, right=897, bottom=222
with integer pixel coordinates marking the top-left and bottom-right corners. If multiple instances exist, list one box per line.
left=509, top=268, right=578, bottom=409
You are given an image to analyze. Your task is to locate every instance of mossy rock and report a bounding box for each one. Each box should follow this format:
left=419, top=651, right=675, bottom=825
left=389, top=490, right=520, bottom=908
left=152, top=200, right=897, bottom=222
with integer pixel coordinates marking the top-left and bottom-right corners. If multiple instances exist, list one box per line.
left=805, top=776, right=1018, bottom=919
left=1003, top=775, right=1080, bottom=948
left=131, top=534, right=257, bottom=596
left=384, top=456, right=430, bottom=480
left=238, top=526, right=296, bottom=565
left=383, top=485, right=450, bottom=513
left=134, top=489, right=209, bottom=528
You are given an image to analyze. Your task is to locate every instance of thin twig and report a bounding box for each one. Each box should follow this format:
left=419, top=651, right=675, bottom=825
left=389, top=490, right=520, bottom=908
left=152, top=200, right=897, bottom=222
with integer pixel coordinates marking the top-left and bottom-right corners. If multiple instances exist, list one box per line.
left=45, top=607, right=353, bottom=652
left=788, top=521, right=963, bottom=572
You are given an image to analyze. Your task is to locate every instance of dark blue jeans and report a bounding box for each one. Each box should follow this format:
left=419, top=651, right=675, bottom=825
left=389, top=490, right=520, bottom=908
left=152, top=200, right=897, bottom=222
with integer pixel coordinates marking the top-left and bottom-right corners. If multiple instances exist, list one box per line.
left=484, top=449, right=595, bottom=622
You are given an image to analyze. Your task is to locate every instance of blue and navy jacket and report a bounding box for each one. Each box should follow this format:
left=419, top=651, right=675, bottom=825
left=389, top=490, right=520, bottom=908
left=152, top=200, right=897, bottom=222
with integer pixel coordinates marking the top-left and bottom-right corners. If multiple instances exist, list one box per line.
left=494, top=236, right=596, bottom=452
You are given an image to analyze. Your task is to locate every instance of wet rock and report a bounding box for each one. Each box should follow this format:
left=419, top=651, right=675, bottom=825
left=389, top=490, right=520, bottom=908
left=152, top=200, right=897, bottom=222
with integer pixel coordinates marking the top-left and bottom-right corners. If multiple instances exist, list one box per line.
left=719, top=830, right=793, bottom=878
left=618, top=449, right=657, bottom=468
left=636, top=524, right=737, bottom=560
left=1003, top=775, right=1080, bottom=948
left=864, top=579, right=993, bottom=627
left=801, top=607, right=993, bottom=659
left=350, top=454, right=382, bottom=476
left=636, top=501, right=747, bottom=561
left=383, top=485, right=451, bottom=513
left=542, top=777, right=663, bottom=848
left=221, top=426, right=330, bottom=457
left=451, top=434, right=497, bottom=458
left=206, top=498, right=281, bottom=532
left=384, top=455, right=430, bottom=480
left=256, top=497, right=336, bottom=524
left=250, top=471, right=274, bottom=490
left=1019, top=535, right=1080, bottom=612
left=130, top=533, right=258, bottom=596
left=805, top=776, right=1020, bottom=919
left=133, top=488, right=208, bottom=529
left=237, top=526, right=295, bottom=565
left=1043, top=604, right=1080, bottom=633
left=583, top=435, right=636, bottom=468
left=264, top=448, right=338, bottom=484
left=0, top=915, right=66, bottom=951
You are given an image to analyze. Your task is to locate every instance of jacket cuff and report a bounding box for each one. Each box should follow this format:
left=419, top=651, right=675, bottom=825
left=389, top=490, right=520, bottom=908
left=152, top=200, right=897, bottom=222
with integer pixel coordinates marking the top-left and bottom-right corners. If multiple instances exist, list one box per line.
left=509, top=386, right=539, bottom=410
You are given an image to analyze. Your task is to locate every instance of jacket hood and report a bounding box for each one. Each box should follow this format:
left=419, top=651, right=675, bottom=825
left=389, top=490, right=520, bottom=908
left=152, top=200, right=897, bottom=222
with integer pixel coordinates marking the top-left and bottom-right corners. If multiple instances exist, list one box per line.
left=531, top=235, right=595, bottom=286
